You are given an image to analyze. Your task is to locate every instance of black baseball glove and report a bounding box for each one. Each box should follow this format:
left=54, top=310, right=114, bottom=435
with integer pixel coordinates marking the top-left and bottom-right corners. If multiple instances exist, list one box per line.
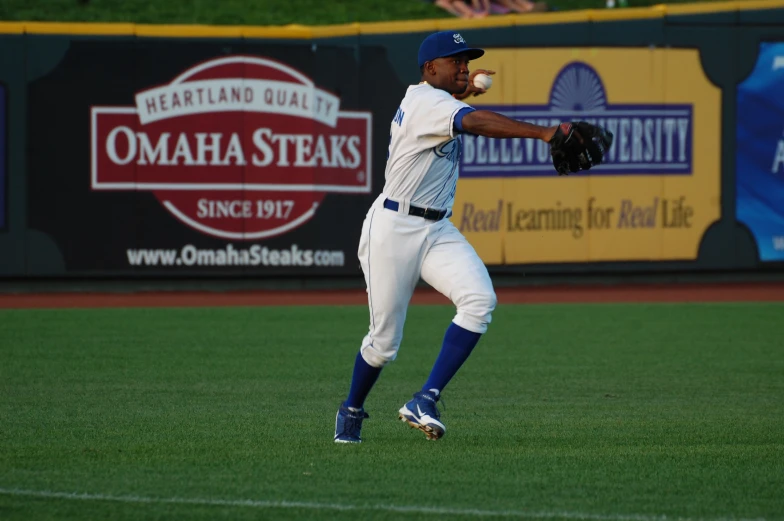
left=549, top=121, right=614, bottom=175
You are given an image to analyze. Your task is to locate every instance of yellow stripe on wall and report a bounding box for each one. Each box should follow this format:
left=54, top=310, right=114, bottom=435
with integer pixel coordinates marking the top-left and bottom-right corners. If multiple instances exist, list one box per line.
left=0, top=22, right=24, bottom=34
left=1, top=0, right=783, bottom=38
left=658, top=1, right=747, bottom=14
left=511, top=11, right=592, bottom=24
left=134, top=24, right=243, bottom=38
left=22, top=22, right=135, bottom=35
left=590, top=5, right=669, bottom=20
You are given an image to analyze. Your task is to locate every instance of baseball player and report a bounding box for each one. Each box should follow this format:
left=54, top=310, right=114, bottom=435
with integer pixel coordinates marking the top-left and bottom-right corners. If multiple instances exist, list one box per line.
left=334, top=31, right=613, bottom=443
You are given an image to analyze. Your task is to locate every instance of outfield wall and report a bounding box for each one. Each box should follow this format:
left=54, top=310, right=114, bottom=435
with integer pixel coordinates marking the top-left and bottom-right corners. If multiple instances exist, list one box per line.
left=1, top=1, right=784, bottom=279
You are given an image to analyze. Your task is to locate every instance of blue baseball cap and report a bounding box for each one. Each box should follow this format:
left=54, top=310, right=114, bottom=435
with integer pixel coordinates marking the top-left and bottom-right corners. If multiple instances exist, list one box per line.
left=417, top=31, right=485, bottom=68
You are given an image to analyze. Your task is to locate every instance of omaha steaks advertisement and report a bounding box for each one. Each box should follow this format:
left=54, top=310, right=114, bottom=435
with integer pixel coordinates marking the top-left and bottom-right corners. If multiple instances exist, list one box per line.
left=27, top=42, right=398, bottom=275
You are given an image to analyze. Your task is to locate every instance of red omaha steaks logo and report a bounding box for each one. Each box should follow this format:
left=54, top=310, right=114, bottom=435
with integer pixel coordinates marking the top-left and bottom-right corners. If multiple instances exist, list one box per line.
left=91, top=56, right=372, bottom=239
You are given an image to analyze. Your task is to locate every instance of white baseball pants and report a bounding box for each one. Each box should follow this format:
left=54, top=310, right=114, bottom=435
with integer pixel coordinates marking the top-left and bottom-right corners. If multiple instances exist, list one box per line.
left=357, top=194, right=497, bottom=368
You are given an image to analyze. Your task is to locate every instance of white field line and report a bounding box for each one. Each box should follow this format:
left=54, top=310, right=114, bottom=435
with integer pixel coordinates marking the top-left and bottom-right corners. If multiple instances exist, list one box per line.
left=0, top=488, right=768, bottom=521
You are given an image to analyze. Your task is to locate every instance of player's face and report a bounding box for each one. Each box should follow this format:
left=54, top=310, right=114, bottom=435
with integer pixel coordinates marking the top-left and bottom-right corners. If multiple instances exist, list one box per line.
left=434, top=54, right=471, bottom=94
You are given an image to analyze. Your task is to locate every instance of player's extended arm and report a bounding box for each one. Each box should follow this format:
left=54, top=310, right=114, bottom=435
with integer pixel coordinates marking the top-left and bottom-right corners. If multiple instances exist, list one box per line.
left=461, top=110, right=557, bottom=142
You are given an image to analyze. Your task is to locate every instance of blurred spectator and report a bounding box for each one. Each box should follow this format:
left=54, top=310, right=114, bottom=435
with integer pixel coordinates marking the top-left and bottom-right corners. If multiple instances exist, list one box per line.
left=424, top=0, right=494, bottom=18
left=492, top=0, right=549, bottom=12
left=425, top=0, right=548, bottom=17
left=471, top=0, right=492, bottom=17
left=426, top=0, right=477, bottom=18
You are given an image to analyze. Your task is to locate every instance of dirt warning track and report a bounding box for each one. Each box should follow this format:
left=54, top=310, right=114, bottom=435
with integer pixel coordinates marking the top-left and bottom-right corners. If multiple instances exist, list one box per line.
left=0, top=282, right=781, bottom=309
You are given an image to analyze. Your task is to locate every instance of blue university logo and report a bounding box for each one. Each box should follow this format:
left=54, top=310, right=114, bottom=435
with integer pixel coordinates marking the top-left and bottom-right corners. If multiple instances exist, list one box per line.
left=461, top=62, right=694, bottom=177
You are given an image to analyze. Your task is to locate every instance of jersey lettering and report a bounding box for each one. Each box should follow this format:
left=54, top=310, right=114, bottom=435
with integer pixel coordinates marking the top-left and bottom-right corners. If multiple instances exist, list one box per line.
left=434, top=139, right=460, bottom=164
left=393, top=107, right=405, bottom=126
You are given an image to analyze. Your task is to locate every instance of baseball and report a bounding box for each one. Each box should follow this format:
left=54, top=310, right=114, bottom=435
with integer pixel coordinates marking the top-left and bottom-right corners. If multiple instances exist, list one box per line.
left=473, top=73, right=493, bottom=90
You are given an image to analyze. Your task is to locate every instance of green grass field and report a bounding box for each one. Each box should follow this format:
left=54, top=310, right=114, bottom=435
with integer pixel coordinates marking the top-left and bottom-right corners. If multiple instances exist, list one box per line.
left=1, top=302, right=783, bottom=520
left=0, top=0, right=738, bottom=26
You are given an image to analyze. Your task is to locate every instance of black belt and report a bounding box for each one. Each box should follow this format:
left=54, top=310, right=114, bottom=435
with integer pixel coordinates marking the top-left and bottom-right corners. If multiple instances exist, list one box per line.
left=383, top=198, right=448, bottom=221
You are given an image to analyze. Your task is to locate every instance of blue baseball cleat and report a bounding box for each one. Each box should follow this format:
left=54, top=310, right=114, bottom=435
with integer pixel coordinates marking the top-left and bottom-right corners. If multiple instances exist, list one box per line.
left=398, top=390, right=445, bottom=440
left=334, top=403, right=370, bottom=444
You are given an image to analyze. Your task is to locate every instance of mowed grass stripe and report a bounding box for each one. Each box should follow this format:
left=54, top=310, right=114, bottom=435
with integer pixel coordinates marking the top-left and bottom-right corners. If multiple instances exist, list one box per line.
left=0, top=488, right=771, bottom=521
left=1, top=303, right=782, bottom=521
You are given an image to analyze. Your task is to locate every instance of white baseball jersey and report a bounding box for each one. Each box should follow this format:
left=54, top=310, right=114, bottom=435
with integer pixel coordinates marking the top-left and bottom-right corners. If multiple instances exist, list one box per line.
left=354, top=81, right=496, bottom=369
left=383, top=83, right=472, bottom=211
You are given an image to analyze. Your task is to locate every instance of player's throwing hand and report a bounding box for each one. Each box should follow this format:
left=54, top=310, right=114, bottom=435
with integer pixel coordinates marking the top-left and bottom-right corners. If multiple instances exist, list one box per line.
left=453, top=69, right=496, bottom=100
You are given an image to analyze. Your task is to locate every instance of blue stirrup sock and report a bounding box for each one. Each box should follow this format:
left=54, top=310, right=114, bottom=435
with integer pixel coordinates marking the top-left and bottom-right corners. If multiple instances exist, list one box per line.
left=345, top=351, right=383, bottom=410
left=422, top=322, right=482, bottom=394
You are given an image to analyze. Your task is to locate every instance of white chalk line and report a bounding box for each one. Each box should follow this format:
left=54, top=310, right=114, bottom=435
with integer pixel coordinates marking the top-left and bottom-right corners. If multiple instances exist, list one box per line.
left=0, top=487, right=769, bottom=521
